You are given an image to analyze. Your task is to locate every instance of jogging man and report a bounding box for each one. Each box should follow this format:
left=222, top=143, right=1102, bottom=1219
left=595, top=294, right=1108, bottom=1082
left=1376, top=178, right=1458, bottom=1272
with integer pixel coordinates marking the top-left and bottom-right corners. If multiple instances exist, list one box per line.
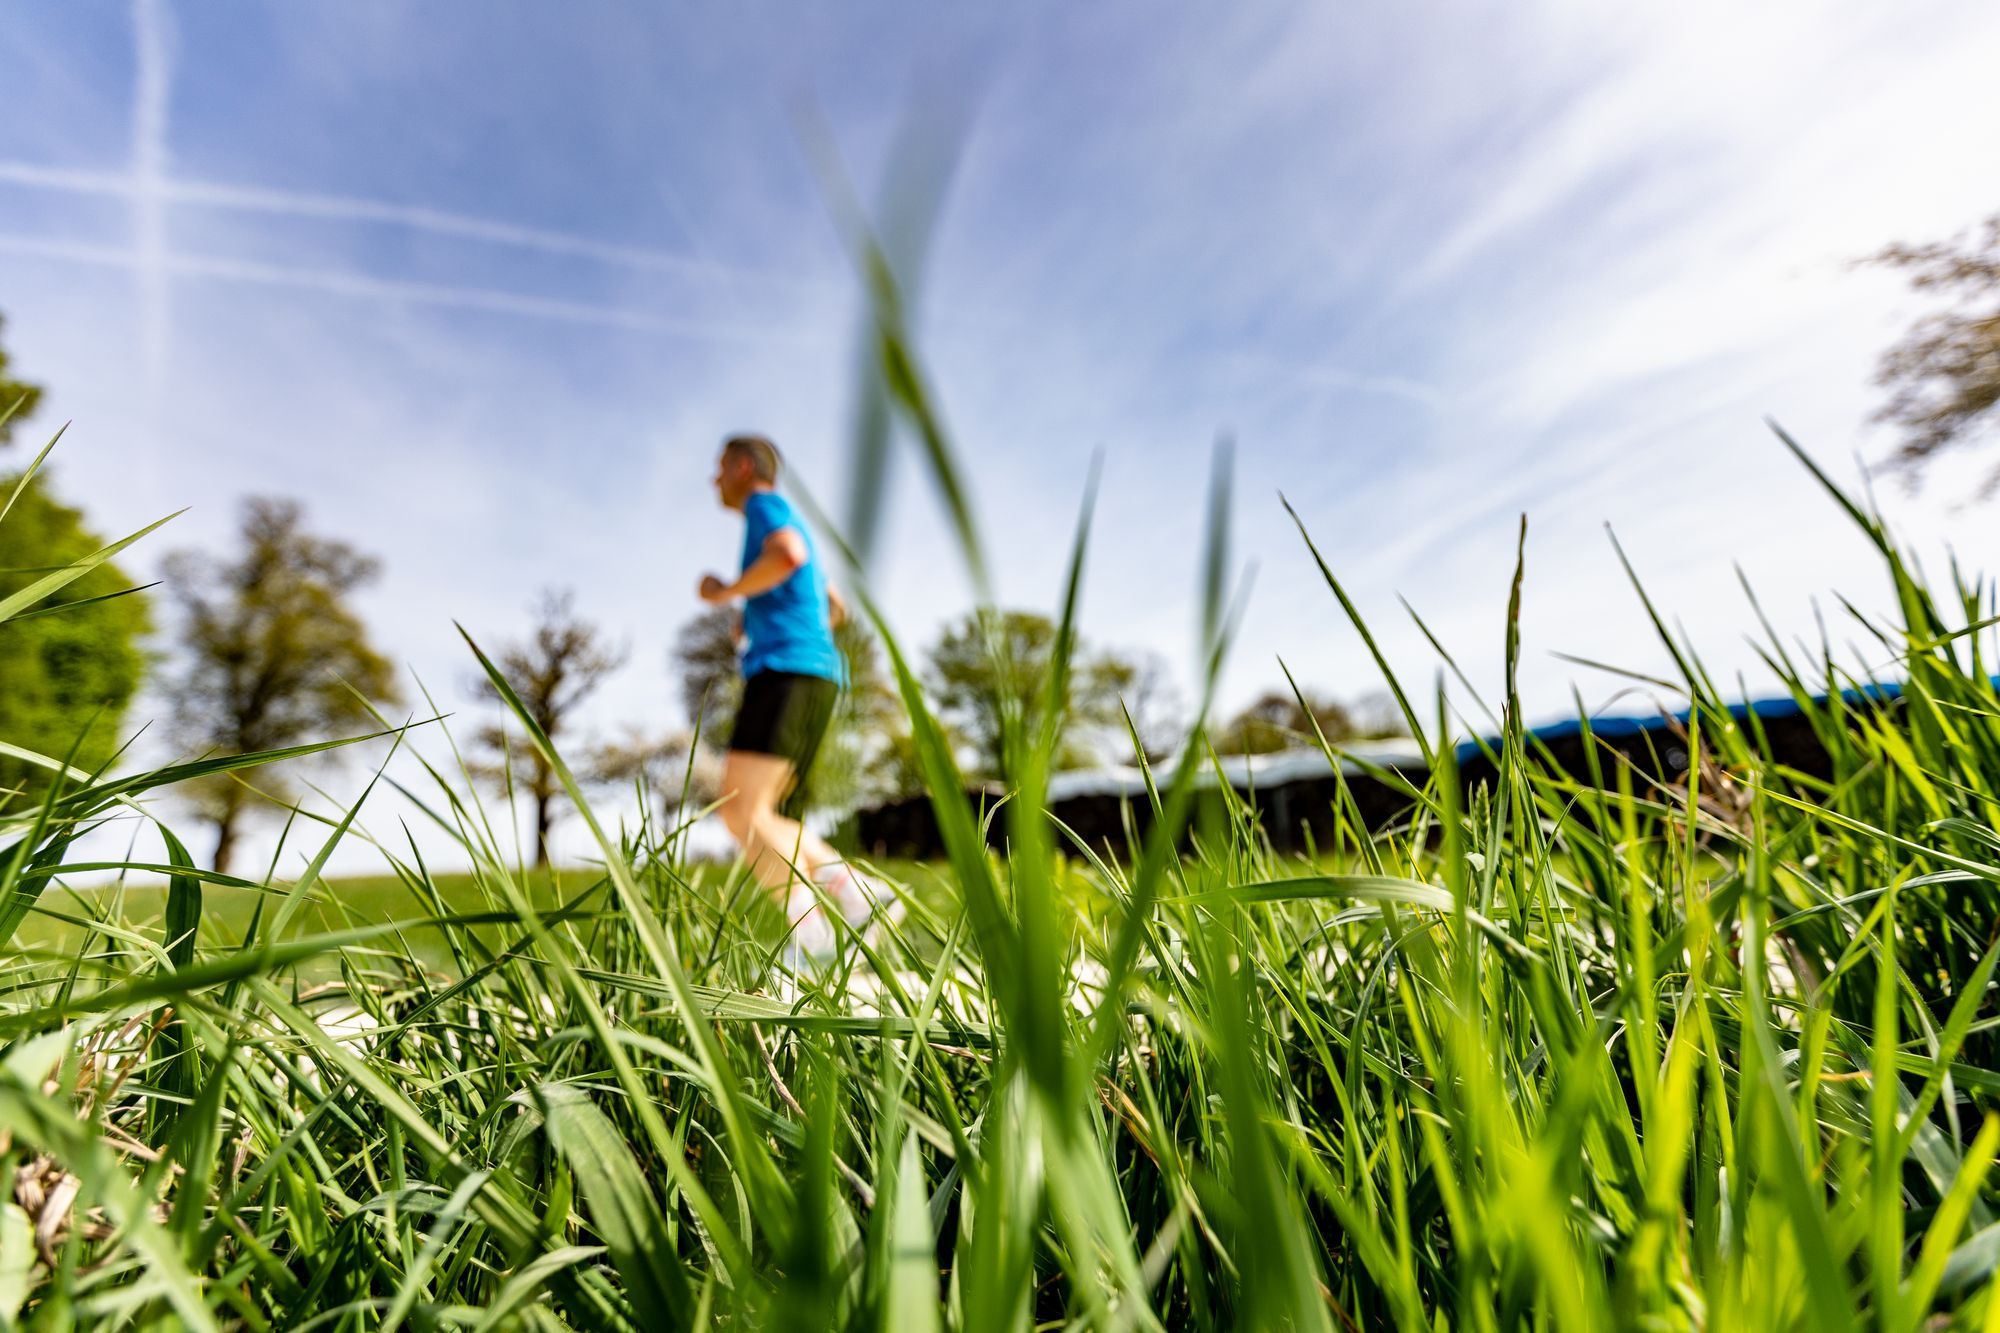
left=699, top=433, right=883, bottom=955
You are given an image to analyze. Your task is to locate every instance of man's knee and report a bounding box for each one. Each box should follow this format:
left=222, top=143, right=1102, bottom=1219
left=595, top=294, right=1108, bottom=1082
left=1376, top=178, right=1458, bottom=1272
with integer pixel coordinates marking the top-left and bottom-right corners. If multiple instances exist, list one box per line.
left=716, top=783, right=761, bottom=841
left=719, top=800, right=751, bottom=842
left=720, top=756, right=791, bottom=824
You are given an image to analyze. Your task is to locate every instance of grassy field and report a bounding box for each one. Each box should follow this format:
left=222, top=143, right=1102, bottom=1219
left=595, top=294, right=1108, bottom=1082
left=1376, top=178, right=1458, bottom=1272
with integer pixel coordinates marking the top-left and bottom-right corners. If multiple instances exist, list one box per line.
left=1, top=427, right=1998, bottom=1330
left=7, top=208, right=2000, bottom=1327
left=12, top=870, right=629, bottom=985
left=10, top=861, right=954, bottom=985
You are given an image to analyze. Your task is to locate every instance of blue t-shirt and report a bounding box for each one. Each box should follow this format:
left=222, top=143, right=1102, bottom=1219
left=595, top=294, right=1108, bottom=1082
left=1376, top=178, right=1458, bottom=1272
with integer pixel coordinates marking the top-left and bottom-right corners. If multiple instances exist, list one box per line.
left=739, top=490, right=844, bottom=684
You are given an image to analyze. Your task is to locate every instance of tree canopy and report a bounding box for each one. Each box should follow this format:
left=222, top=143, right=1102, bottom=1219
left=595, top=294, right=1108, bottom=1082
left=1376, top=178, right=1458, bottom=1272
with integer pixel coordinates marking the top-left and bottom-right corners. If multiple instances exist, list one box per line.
left=810, top=618, right=903, bottom=810
left=591, top=725, right=720, bottom=828
left=0, top=316, right=44, bottom=447
left=162, top=497, right=400, bottom=872
left=1082, top=647, right=1185, bottom=763
left=672, top=606, right=742, bottom=746
left=0, top=481, right=151, bottom=807
left=1213, top=687, right=1405, bottom=756
left=925, top=608, right=1159, bottom=783
left=0, top=320, right=150, bottom=810
left=1214, top=689, right=1355, bottom=755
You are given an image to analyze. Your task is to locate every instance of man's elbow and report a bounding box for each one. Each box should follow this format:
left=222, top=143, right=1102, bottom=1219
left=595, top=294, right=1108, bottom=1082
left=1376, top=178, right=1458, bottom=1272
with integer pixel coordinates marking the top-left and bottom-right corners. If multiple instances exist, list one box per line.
left=769, top=534, right=809, bottom=572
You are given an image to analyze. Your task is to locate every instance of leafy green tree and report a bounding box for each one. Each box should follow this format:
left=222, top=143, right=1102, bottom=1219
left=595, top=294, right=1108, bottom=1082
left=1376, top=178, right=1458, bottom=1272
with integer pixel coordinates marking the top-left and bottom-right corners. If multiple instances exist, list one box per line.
left=924, top=608, right=1149, bottom=783
left=0, top=483, right=151, bottom=807
left=0, top=315, right=44, bottom=446
left=808, top=618, right=902, bottom=811
left=1213, top=686, right=1407, bottom=755
left=1215, top=689, right=1355, bottom=756
left=1870, top=213, right=2000, bottom=486
left=162, top=498, right=400, bottom=873
left=472, top=588, right=625, bottom=868
left=0, top=323, right=150, bottom=809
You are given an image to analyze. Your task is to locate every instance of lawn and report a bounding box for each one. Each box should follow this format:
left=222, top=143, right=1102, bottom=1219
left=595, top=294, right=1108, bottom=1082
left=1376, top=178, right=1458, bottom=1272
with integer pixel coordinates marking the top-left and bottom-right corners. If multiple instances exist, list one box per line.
left=9, top=857, right=959, bottom=987
left=4, top=357, right=1999, bottom=1326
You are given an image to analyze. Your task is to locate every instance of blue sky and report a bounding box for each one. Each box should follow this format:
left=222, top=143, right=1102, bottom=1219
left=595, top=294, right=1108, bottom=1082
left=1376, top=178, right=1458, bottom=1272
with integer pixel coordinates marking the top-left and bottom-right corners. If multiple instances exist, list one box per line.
left=4, top=2, right=2000, bottom=868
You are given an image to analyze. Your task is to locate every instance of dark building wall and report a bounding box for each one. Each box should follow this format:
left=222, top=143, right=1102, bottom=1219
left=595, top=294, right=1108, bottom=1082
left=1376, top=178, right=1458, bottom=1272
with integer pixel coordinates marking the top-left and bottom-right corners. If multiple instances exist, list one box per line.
left=854, top=766, right=1426, bottom=861
left=852, top=706, right=1863, bottom=862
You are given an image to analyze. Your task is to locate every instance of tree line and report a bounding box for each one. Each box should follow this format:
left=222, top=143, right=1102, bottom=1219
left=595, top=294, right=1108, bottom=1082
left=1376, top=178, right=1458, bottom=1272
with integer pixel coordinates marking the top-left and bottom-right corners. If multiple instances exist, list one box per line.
left=3, top=204, right=1997, bottom=868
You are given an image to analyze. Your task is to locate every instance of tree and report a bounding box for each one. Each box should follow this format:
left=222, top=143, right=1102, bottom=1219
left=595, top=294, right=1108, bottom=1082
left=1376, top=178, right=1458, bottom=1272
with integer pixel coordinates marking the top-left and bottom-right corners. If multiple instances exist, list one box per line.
left=0, top=315, right=44, bottom=446
left=591, top=726, right=722, bottom=828
left=1350, top=690, right=1411, bottom=741
left=925, top=608, right=1151, bottom=783
left=1083, top=648, right=1185, bottom=764
left=672, top=607, right=742, bottom=745
left=0, top=323, right=150, bottom=809
left=0, top=481, right=151, bottom=807
left=1869, top=213, right=2000, bottom=486
left=1215, top=689, right=1356, bottom=756
left=810, top=618, right=903, bottom=811
left=162, top=497, right=399, bottom=873
left=472, top=588, right=626, bottom=867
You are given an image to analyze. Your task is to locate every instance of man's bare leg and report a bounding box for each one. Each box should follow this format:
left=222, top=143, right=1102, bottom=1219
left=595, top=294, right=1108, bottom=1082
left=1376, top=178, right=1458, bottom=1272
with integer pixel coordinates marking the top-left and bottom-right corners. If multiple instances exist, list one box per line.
left=717, top=750, right=839, bottom=891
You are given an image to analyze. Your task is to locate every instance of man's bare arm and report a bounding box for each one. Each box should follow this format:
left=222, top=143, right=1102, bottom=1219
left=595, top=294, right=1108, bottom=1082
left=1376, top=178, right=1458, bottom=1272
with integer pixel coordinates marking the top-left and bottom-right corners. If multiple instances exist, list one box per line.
left=826, top=583, right=849, bottom=628
left=699, top=529, right=807, bottom=604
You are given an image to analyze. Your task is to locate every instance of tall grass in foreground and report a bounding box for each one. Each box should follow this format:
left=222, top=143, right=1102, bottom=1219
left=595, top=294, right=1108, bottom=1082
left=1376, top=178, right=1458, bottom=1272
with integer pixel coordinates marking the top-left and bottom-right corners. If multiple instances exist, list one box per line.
left=1, top=424, right=1998, bottom=1331
left=8, top=302, right=2000, bottom=1330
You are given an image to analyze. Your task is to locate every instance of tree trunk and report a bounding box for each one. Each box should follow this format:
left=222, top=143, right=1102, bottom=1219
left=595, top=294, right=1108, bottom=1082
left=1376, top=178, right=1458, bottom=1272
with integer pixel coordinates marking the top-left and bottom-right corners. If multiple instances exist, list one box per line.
left=212, top=812, right=238, bottom=877
left=534, top=794, right=552, bottom=869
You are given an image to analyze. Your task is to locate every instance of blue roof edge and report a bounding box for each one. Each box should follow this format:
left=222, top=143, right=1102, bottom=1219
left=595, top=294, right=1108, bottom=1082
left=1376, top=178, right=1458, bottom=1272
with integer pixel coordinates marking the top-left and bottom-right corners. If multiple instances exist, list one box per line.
left=1451, top=678, right=1925, bottom=765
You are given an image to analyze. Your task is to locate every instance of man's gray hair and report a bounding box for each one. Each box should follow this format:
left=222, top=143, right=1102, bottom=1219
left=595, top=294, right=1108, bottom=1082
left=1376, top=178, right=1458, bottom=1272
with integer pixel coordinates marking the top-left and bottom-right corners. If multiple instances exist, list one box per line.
left=723, top=434, right=781, bottom=482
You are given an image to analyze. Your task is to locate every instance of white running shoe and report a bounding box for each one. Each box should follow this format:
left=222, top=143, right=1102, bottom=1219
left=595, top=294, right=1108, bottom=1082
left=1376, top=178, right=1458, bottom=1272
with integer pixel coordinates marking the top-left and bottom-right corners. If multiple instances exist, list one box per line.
left=816, top=863, right=903, bottom=932
left=784, top=885, right=838, bottom=967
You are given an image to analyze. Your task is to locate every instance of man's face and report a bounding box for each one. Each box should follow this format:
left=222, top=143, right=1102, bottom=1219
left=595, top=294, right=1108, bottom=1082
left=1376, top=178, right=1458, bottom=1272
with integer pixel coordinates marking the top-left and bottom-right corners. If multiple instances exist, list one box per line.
left=712, top=450, right=753, bottom=511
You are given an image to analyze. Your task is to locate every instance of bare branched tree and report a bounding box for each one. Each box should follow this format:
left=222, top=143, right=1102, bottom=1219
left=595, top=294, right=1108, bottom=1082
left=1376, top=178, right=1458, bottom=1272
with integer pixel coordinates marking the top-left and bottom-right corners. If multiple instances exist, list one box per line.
left=1869, top=213, right=2000, bottom=489
left=1088, top=648, right=1186, bottom=764
left=471, top=589, right=626, bottom=867
left=672, top=607, right=742, bottom=743
left=591, top=726, right=723, bottom=827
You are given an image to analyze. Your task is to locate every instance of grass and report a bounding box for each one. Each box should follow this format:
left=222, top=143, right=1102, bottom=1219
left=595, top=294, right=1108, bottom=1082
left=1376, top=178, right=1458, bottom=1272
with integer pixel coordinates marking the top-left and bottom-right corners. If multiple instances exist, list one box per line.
left=11, top=861, right=958, bottom=987
left=13, top=871, right=600, bottom=985
left=5, top=249, right=2000, bottom=1328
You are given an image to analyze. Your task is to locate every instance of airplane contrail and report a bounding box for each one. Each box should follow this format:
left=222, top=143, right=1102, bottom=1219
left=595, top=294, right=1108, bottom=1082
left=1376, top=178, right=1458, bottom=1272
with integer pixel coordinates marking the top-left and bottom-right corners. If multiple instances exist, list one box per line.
left=0, top=164, right=816, bottom=293
left=0, top=162, right=130, bottom=194
left=0, top=1, right=832, bottom=363
left=132, top=0, right=171, bottom=445
left=172, top=250, right=820, bottom=343
left=0, top=233, right=825, bottom=345
left=166, top=179, right=782, bottom=286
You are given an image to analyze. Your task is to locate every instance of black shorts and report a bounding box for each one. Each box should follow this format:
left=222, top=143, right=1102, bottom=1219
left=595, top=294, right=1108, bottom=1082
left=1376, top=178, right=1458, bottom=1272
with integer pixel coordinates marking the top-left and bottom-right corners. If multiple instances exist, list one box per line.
left=729, top=670, right=840, bottom=816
